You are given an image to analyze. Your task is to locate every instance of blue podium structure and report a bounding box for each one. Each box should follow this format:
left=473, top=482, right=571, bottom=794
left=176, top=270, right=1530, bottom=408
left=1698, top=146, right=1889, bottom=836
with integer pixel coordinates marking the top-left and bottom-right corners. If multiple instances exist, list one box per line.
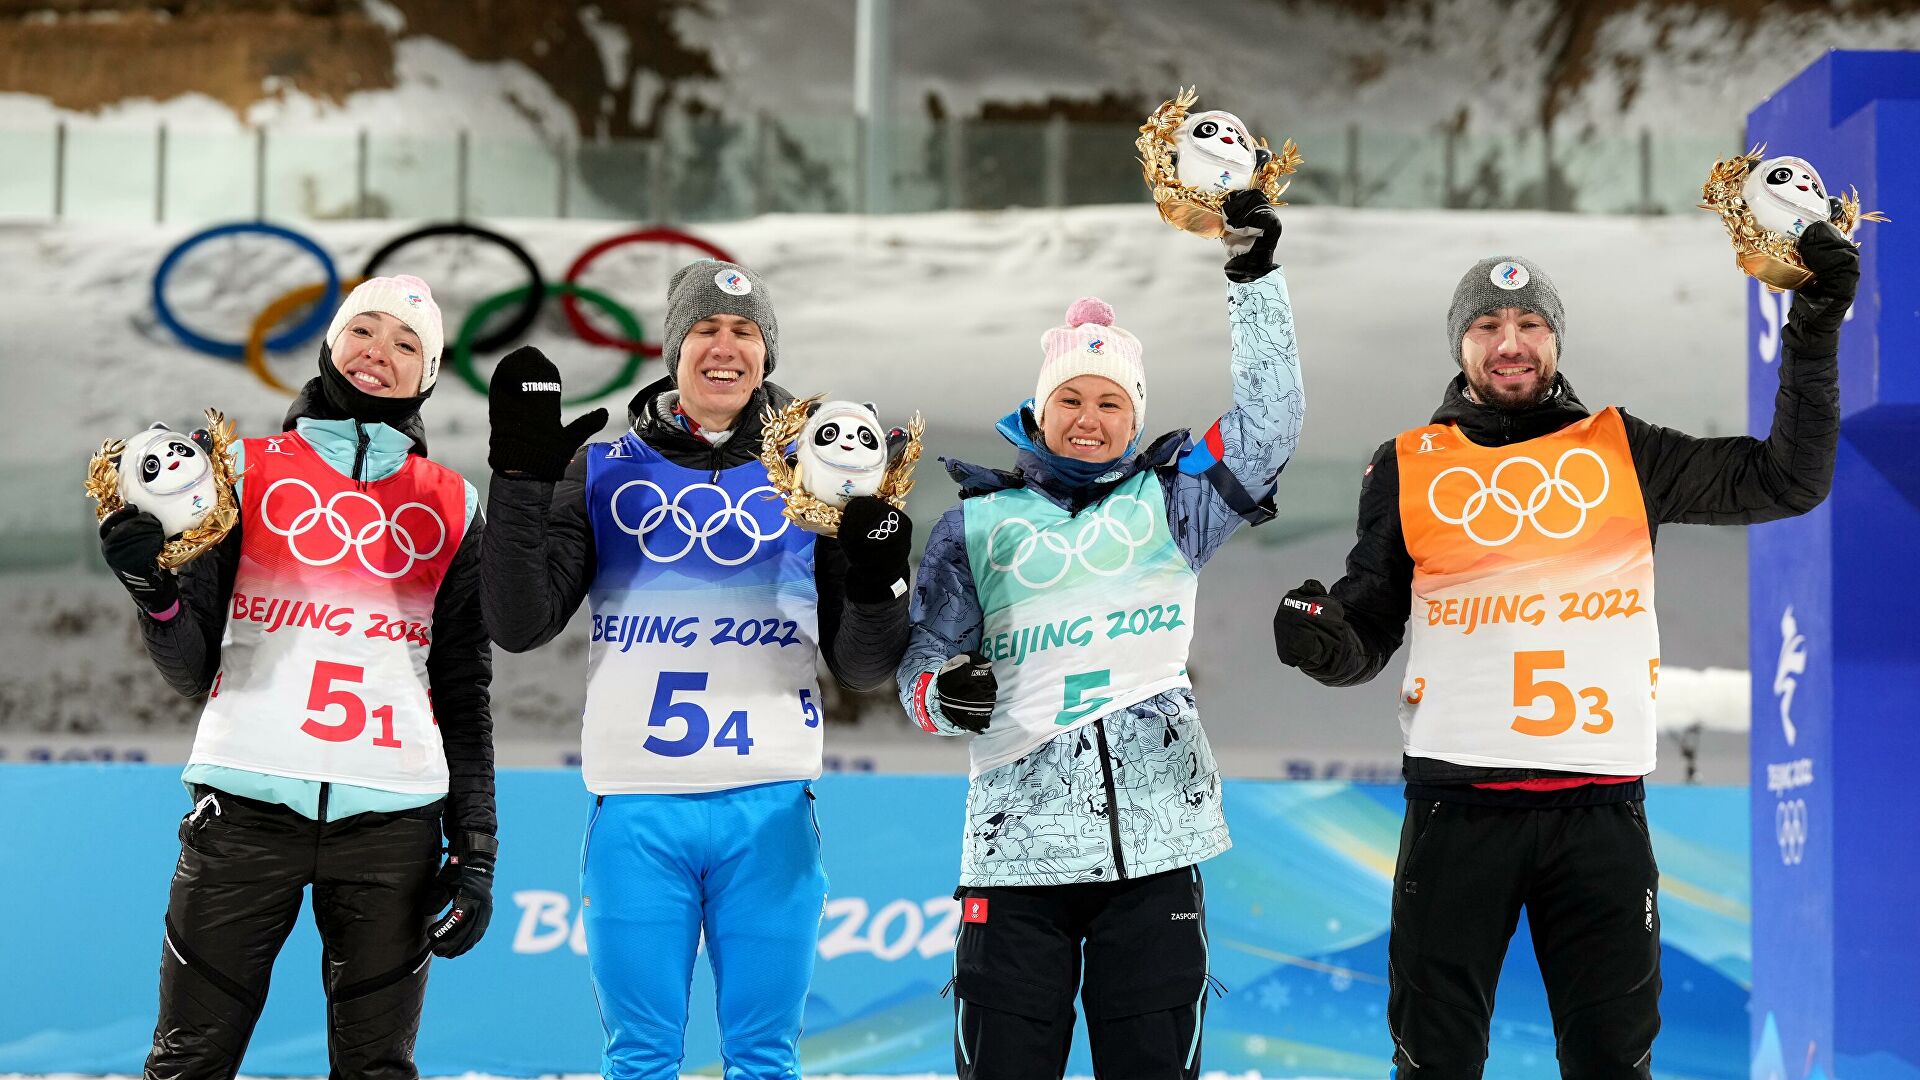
left=1747, top=51, right=1920, bottom=1080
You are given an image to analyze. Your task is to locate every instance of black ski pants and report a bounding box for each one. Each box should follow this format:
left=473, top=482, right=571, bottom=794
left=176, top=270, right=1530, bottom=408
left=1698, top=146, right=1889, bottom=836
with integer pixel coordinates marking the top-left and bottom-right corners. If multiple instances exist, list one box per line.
left=952, top=866, right=1211, bottom=1080
left=144, top=786, right=444, bottom=1080
left=1388, top=798, right=1662, bottom=1079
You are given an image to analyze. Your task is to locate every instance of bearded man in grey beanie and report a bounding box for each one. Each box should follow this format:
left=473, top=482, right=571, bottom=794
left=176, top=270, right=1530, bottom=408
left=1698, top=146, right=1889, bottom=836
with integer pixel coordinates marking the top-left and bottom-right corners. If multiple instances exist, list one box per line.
left=477, top=259, right=913, bottom=1080
left=1272, top=227, right=1857, bottom=1078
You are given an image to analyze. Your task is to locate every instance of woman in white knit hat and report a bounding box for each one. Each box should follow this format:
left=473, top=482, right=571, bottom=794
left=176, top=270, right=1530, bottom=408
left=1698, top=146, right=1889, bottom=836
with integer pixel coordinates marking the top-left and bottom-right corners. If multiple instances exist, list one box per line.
left=894, top=190, right=1308, bottom=1078
left=97, top=275, right=498, bottom=1080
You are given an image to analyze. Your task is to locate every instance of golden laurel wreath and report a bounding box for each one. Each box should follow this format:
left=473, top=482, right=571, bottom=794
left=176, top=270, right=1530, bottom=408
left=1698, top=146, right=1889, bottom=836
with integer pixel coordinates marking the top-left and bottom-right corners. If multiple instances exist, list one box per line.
left=84, top=408, right=242, bottom=570
left=1699, top=144, right=1887, bottom=292
left=1136, top=86, right=1303, bottom=239
left=758, top=395, right=925, bottom=536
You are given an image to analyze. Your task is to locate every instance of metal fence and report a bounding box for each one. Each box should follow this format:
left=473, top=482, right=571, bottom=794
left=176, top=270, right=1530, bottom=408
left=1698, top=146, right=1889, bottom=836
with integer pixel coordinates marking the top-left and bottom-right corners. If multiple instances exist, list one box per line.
left=0, top=115, right=1743, bottom=225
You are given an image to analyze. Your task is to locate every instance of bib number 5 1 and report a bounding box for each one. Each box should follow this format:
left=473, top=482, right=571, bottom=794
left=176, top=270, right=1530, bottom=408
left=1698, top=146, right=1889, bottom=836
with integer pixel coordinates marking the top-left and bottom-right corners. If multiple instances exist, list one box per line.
left=301, top=661, right=404, bottom=748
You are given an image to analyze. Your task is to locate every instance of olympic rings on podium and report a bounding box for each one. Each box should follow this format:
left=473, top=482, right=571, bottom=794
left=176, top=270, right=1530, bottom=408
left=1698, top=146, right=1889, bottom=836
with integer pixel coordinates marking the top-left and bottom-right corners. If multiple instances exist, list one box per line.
left=450, top=283, right=647, bottom=406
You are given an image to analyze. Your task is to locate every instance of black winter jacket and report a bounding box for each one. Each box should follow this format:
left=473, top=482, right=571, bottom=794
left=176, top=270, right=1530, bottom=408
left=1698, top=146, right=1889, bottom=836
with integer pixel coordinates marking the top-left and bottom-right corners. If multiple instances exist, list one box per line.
left=1300, top=334, right=1839, bottom=801
left=481, top=376, right=911, bottom=693
left=135, top=380, right=497, bottom=837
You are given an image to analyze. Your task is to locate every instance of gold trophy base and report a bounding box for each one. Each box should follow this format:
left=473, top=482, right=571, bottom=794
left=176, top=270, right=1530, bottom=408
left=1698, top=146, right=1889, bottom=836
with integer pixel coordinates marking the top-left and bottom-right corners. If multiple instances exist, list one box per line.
left=1741, top=252, right=1815, bottom=292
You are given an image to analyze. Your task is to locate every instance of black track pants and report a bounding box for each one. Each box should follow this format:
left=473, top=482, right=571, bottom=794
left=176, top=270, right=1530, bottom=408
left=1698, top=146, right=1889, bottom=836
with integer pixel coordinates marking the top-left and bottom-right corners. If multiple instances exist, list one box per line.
left=1387, top=799, right=1662, bottom=1079
left=952, top=866, right=1211, bottom=1080
left=144, top=787, right=443, bottom=1080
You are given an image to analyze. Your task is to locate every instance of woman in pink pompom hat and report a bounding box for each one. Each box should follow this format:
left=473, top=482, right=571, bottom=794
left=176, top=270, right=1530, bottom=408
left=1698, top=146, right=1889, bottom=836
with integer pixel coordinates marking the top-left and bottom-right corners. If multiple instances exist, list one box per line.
left=895, top=189, right=1309, bottom=1074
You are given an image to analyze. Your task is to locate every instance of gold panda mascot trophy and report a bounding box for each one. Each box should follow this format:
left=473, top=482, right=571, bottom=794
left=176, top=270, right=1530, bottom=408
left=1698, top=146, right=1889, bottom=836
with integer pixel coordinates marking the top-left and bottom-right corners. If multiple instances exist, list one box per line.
left=1700, top=146, right=1887, bottom=291
left=760, top=398, right=923, bottom=536
left=1136, top=86, right=1302, bottom=239
left=85, top=411, right=240, bottom=568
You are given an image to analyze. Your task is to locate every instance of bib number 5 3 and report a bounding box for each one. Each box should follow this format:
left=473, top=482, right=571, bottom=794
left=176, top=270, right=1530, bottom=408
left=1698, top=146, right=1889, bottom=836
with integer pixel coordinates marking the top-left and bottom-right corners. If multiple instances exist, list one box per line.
left=1510, top=650, right=1614, bottom=737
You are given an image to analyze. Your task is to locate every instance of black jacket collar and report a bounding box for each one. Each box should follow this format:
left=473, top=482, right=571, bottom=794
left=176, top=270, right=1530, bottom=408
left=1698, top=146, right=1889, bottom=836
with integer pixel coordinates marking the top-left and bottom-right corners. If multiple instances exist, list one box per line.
left=623, top=375, right=795, bottom=470
left=282, top=378, right=429, bottom=455
left=1430, top=372, right=1591, bottom=447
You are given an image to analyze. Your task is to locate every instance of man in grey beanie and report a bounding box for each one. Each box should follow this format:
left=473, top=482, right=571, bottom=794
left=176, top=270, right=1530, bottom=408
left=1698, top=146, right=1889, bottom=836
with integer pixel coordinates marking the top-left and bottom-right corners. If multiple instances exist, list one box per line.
left=1272, top=228, right=1859, bottom=1077
left=480, top=256, right=914, bottom=1080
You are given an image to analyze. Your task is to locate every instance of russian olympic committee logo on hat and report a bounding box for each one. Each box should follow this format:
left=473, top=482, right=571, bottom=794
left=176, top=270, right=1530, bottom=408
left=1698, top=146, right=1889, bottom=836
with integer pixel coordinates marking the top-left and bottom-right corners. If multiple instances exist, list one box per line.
left=1427, top=447, right=1610, bottom=547
left=714, top=269, right=752, bottom=295
left=609, top=480, right=789, bottom=566
left=1491, top=261, right=1530, bottom=290
left=259, top=479, right=448, bottom=579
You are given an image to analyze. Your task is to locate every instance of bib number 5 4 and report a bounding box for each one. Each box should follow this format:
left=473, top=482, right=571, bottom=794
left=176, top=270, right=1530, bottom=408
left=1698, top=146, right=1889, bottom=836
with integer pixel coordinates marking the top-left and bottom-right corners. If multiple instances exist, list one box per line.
left=644, top=672, right=810, bottom=757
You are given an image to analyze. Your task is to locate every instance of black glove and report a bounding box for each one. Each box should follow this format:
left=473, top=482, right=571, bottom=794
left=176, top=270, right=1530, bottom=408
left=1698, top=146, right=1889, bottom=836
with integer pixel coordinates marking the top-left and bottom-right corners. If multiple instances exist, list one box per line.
left=1221, top=189, right=1282, bottom=283
left=836, top=496, right=913, bottom=603
left=427, top=831, right=497, bottom=959
left=488, top=346, right=609, bottom=481
left=935, top=652, right=997, bottom=733
left=99, top=506, right=178, bottom=613
left=1783, top=221, right=1862, bottom=355
left=1272, top=579, right=1354, bottom=672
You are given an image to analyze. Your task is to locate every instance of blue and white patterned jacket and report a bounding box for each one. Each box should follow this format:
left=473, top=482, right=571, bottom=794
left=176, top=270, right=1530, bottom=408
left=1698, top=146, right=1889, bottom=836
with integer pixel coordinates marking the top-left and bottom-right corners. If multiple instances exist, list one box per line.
left=896, top=271, right=1305, bottom=887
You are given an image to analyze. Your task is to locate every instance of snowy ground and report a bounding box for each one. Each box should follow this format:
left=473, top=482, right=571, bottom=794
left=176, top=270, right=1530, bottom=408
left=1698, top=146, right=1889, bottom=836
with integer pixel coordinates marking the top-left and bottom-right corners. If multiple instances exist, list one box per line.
left=2, top=202, right=1762, bottom=777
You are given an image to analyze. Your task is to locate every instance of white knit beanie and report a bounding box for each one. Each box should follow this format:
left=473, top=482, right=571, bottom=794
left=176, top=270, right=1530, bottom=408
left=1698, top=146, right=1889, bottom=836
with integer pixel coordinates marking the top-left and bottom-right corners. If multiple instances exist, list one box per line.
left=1034, top=297, right=1146, bottom=440
left=324, top=275, right=446, bottom=393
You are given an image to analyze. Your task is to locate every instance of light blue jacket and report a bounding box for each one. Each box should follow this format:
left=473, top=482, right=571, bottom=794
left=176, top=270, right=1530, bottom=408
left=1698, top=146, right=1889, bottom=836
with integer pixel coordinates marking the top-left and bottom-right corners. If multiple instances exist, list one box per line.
left=896, top=271, right=1305, bottom=886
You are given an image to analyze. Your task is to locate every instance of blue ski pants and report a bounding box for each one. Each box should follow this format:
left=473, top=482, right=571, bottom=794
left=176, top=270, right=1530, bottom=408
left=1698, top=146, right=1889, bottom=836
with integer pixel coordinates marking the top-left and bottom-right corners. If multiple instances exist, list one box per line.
left=581, top=780, right=829, bottom=1080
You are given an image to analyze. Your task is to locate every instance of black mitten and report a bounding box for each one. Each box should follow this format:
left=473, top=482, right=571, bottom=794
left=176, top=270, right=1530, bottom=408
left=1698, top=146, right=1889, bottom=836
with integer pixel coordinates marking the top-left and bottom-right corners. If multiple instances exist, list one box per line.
left=1272, top=579, right=1354, bottom=672
left=427, top=832, right=498, bottom=959
left=837, top=496, right=913, bottom=604
left=1222, top=189, right=1283, bottom=283
left=935, top=652, right=997, bottom=733
left=99, top=507, right=178, bottom=613
left=1783, top=221, right=1862, bottom=356
left=488, top=346, right=609, bottom=481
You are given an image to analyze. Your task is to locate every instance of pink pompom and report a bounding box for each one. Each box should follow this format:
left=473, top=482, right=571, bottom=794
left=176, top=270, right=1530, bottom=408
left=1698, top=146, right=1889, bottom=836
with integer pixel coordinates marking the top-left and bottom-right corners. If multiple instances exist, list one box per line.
left=1064, top=296, right=1114, bottom=327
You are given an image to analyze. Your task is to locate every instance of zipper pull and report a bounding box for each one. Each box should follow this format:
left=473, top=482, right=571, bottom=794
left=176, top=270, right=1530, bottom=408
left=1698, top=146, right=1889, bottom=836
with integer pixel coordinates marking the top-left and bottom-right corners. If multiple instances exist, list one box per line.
left=352, top=421, right=370, bottom=489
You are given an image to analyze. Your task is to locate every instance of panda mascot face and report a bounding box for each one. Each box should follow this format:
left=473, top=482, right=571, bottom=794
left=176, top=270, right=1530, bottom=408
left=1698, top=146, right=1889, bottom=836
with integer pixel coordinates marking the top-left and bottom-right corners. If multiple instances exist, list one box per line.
left=117, top=423, right=218, bottom=538
left=1174, top=110, right=1262, bottom=193
left=1744, top=156, right=1838, bottom=238
left=794, top=401, right=888, bottom=509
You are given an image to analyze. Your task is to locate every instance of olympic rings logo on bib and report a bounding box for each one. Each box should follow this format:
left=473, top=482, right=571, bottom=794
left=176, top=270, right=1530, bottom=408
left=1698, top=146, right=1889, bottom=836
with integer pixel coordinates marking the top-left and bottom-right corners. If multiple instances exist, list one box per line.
left=1426, top=448, right=1610, bottom=547
left=259, top=478, right=448, bottom=579
left=609, top=480, right=791, bottom=566
left=985, top=495, right=1157, bottom=589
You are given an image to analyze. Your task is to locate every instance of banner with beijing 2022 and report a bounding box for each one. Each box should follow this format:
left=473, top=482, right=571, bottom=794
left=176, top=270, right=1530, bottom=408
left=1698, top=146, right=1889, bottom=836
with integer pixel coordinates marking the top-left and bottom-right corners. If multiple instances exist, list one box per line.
left=0, top=766, right=1748, bottom=1077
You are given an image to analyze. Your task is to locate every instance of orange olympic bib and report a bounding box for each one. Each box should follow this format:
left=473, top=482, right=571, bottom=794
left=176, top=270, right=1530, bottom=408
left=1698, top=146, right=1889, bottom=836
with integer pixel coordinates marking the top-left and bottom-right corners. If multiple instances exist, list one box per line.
left=1394, top=408, right=1660, bottom=775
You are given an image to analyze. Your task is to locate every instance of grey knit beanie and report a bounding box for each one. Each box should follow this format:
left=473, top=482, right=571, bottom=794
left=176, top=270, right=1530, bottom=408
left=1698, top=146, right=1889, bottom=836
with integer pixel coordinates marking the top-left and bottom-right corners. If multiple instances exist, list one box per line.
left=1447, top=255, right=1565, bottom=365
left=661, top=259, right=779, bottom=382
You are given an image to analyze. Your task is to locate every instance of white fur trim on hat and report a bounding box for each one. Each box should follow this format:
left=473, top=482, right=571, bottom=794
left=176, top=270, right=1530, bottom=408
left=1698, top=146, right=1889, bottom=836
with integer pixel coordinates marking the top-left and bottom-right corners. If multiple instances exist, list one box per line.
left=1035, top=296, right=1146, bottom=440
left=325, top=275, right=446, bottom=393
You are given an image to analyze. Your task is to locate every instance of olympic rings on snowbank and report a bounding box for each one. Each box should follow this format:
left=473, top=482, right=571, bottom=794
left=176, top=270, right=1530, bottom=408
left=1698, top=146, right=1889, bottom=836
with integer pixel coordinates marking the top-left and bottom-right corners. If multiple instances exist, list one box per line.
left=451, top=283, right=646, bottom=406
left=153, top=220, right=735, bottom=401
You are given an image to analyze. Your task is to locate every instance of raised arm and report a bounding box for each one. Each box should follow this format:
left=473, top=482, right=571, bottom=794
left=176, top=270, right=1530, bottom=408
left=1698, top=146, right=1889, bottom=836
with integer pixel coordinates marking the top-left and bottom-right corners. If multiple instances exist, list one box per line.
left=1166, top=190, right=1305, bottom=568
left=1622, top=222, right=1854, bottom=526
left=480, top=347, right=610, bottom=652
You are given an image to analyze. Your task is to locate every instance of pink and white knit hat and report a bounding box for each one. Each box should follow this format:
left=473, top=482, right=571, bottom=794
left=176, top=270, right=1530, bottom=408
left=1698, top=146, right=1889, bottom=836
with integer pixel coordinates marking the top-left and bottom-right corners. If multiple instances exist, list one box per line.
left=1034, top=296, right=1146, bottom=440
left=324, top=275, right=446, bottom=393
